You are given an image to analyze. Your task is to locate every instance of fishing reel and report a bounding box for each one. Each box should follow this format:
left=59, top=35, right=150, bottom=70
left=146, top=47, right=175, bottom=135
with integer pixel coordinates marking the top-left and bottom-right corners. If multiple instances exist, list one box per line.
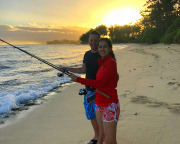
left=57, top=72, right=64, bottom=77
left=79, top=88, right=96, bottom=103
left=79, top=88, right=87, bottom=95
left=79, top=89, right=95, bottom=103
left=57, top=68, right=70, bottom=77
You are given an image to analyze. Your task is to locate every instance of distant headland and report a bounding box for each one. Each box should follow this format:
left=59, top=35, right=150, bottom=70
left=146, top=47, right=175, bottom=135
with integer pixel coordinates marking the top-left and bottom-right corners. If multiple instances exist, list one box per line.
left=46, top=40, right=79, bottom=44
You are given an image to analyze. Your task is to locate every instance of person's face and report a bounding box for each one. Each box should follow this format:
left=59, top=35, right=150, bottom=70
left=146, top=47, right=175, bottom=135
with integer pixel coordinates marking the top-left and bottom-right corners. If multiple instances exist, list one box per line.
left=88, top=34, right=99, bottom=52
left=98, top=41, right=111, bottom=57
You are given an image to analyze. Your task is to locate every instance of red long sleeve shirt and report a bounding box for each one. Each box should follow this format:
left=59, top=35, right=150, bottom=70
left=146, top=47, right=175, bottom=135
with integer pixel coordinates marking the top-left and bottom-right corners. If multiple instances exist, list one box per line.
left=77, top=55, right=119, bottom=107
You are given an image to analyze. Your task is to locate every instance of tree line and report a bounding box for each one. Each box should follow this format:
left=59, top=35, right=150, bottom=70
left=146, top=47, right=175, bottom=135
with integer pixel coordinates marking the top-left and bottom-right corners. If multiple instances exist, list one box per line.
left=80, top=0, right=180, bottom=44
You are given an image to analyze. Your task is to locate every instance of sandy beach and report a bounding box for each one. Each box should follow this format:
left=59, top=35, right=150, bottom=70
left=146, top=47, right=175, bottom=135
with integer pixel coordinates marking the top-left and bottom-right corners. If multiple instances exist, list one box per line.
left=0, top=44, right=180, bottom=144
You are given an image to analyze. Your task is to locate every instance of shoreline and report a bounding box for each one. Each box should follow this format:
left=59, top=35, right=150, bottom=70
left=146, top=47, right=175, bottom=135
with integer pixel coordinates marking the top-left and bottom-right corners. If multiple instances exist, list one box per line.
left=0, top=44, right=180, bottom=144
left=0, top=83, right=72, bottom=127
left=0, top=83, right=92, bottom=144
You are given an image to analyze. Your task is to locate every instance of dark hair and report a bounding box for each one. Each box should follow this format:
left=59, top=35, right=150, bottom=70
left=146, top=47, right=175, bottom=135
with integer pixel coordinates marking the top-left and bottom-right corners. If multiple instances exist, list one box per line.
left=99, top=38, right=116, bottom=61
left=89, top=30, right=100, bottom=38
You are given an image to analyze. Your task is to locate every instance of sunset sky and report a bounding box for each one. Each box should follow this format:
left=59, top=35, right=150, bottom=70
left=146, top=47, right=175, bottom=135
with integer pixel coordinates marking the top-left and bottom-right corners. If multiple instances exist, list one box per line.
left=0, top=0, right=147, bottom=44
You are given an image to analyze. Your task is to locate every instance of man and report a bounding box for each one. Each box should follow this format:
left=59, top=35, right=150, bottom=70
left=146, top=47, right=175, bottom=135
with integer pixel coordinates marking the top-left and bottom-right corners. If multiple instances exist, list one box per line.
left=60, top=31, right=100, bottom=144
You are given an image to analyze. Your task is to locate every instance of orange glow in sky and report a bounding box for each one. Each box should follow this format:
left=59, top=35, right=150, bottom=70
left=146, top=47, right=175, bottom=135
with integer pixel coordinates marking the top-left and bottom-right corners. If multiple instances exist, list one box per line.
left=0, top=0, right=146, bottom=27
left=103, top=8, right=142, bottom=26
left=0, top=0, right=147, bottom=43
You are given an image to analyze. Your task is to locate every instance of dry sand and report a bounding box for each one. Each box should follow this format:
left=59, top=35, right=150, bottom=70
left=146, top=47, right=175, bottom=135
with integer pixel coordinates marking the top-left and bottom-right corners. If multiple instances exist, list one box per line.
left=0, top=44, right=180, bottom=144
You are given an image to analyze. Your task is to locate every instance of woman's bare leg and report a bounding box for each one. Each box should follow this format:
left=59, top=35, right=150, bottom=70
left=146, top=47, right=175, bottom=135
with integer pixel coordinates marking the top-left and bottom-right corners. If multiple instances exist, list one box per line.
left=96, top=111, right=104, bottom=144
left=103, top=121, right=117, bottom=144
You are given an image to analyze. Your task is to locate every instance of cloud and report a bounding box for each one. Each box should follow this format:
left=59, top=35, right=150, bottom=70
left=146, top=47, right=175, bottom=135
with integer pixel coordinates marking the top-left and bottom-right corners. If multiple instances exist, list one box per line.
left=0, top=25, right=89, bottom=44
left=0, top=25, right=17, bottom=31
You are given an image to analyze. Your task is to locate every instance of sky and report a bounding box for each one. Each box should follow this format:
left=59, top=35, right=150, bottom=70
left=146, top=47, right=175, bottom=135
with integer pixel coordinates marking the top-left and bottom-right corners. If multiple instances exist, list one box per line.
left=0, top=0, right=147, bottom=44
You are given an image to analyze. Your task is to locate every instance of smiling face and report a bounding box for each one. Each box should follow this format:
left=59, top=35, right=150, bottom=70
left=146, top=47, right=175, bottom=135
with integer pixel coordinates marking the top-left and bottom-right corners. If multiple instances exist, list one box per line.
left=98, top=40, right=111, bottom=58
left=88, top=34, right=99, bottom=53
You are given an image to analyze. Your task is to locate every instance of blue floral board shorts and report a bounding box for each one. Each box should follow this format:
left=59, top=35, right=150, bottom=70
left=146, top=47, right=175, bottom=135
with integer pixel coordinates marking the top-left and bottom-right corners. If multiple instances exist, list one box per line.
left=83, top=91, right=96, bottom=120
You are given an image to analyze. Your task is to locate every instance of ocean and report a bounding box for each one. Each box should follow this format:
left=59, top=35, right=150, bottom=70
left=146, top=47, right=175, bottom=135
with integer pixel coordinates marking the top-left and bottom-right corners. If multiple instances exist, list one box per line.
left=0, top=43, right=127, bottom=120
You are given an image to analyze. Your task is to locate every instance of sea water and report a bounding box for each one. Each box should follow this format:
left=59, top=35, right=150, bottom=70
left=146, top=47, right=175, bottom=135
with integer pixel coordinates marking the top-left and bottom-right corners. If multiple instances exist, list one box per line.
left=0, top=43, right=127, bottom=119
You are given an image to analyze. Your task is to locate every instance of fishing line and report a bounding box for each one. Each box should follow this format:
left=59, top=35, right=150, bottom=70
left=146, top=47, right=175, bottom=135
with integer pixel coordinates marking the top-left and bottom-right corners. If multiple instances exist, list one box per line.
left=0, top=39, right=112, bottom=101
left=0, top=39, right=69, bottom=76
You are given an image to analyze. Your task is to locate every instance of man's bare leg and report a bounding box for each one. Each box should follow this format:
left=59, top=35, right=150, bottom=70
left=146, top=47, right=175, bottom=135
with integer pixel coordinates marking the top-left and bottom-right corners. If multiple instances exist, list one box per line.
left=91, top=118, right=99, bottom=140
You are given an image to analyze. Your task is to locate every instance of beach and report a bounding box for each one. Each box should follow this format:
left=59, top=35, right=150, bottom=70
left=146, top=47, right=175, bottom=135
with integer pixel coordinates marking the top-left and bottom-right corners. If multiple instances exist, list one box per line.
left=0, top=44, right=180, bottom=144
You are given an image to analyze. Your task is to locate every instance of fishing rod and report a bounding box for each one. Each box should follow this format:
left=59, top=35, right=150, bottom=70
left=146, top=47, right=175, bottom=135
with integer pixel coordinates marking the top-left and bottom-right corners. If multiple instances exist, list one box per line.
left=0, top=38, right=111, bottom=101
left=0, top=38, right=69, bottom=76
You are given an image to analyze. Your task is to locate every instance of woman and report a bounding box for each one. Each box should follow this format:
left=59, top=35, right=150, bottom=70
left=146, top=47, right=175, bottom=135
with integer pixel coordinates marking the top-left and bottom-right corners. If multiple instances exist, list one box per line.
left=70, top=38, right=120, bottom=144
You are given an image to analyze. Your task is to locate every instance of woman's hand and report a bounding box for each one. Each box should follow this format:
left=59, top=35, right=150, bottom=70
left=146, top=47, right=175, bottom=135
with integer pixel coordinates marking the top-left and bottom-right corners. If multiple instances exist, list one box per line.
left=69, top=73, right=78, bottom=82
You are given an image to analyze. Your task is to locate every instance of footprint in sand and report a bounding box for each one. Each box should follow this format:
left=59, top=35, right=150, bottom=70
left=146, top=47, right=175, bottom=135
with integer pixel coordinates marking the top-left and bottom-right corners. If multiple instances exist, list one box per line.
left=131, top=96, right=152, bottom=104
left=147, top=101, right=168, bottom=108
left=131, top=96, right=180, bottom=114
left=148, top=85, right=154, bottom=88
left=168, top=81, right=180, bottom=90
left=167, top=103, right=180, bottom=114
left=131, top=96, right=168, bottom=108
left=168, top=82, right=177, bottom=86
left=125, top=90, right=131, bottom=94
left=130, top=49, right=159, bottom=59
left=147, top=103, right=162, bottom=108
left=120, top=90, right=132, bottom=97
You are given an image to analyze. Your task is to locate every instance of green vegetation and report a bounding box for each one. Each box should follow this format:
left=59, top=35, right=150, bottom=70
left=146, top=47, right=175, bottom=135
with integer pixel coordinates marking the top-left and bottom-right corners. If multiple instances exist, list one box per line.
left=109, top=24, right=140, bottom=43
left=79, top=25, right=108, bottom=44
left=80, top=0, right=180, bottom=44
left=161, top=17, right=180, bottom=43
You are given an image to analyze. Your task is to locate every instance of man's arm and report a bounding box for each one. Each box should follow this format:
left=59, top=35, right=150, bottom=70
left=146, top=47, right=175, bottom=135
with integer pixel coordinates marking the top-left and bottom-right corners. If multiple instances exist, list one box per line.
left=59, top=63, right=86, bottom=74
